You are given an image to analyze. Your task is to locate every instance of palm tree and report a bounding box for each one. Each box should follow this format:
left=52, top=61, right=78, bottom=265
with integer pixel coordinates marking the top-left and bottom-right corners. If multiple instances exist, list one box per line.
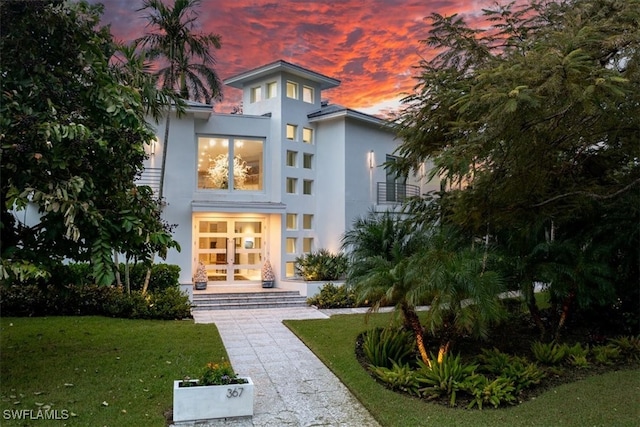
left=137, top=0, right=223, bottom=200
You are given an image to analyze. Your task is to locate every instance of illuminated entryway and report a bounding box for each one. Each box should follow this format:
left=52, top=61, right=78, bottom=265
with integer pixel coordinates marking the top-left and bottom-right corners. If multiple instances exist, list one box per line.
left=195, top=216, right=265, bottom=284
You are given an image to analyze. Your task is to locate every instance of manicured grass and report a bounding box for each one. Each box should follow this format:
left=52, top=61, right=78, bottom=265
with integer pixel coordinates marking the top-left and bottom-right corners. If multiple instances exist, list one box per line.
left=284, top=313, right=640, bottom=427
left=0, top=317, right=227, bottom=426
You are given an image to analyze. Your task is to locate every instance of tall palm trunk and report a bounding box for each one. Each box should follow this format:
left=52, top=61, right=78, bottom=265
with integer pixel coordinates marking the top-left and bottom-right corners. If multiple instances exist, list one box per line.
left=401, top=302, right=432, bottom=368
left=158, top=112, right=171, bottom=201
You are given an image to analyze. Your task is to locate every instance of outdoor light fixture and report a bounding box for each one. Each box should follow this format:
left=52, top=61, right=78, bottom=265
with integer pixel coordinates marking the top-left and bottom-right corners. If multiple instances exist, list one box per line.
left=368, top=150, right=375, bottom=169
left=150, top=138, right=157, bottom=155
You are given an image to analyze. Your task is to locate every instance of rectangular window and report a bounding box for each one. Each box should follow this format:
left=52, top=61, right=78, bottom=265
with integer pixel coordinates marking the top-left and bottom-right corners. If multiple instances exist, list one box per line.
left=303, top=180, right=313, bottom=195
left=303, top=237, right=313, bottom=253
left=286, top=262, right=295, bottom=278
left=303, top=153, right=313, bottom=169
left=286, top=213, right=297, bottom=230
left=286, top=81, right=298, bottom=99
left=286, top=124, right=297, bottom=141
left=197, top=137, right=263, bottom=191
left=303, top=86, right=314, bottom=103
left=286, top=178, right=297, bottom=194
left=286, top=238, right=296, bottom=254
left=286, top=150, right=297, bottom=167
left=267, top=82, right=277, bottom=99
left=302, top=128, right=313, bottom=144
left=303, top=214, right=313, bottom=229
left=250, top=86, right=262, bottom=103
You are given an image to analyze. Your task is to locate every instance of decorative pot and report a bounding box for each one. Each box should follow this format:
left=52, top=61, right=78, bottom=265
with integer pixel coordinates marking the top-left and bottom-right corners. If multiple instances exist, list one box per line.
left=173, top=378, right=254, bottom=422
left=261, top=280, right=274, bottom=288
left=194, top=281, right=207, bottom=291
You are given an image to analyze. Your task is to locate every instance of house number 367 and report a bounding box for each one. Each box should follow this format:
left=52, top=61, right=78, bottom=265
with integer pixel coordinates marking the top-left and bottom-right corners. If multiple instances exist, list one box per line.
left=226, top=387, right=244, bottom=398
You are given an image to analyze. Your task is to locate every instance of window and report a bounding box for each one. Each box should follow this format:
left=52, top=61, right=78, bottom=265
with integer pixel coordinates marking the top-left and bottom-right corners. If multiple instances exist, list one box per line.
left=250, top=86, right=262, bottom=103
left=286, top=150, right=297, bottom=167
left=197, top=137, right=263, bottom=191
left=302, top=128, right=313, bottom=144
left=303, top=180, right=313, bottom=195
left=303, top=153, right=313, bottom=169
left=286, top=238, right=296, bottom=254
left=267, top=82, right=277, bottom=99
left=286, top=262, right=295, bottom=278
left=303, top=237, right=313, bottom=253
left=303, top=214, right=313, bottom=229
left=286, top=213, right=297, bottom=230
left=286, top=81, right=298, bottom=99
left=286, top=124, right=297, bottom=140
left=303, top=86, right=314, bottom=103
left=286, top=178, right=297, bottom=194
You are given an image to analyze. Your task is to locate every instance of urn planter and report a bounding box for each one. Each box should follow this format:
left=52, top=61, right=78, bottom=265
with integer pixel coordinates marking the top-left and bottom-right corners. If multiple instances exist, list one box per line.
left=172, top=378, right=254, bottom=422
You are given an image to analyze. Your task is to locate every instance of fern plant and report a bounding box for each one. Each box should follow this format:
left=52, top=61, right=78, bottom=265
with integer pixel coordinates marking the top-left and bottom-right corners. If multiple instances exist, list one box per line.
left=362, top=327, right=415, bottom=369
left=477, top=348, right=545, bottom=393
left=531, top=341, right=567, bottom=365
left=462, top=374, right=517, bottom=409
left=591, top=344, right=621, bottom=365
left=608, top=336, right=640, bottom=361
left=371, top=361, right=421, bottom=396
left=565, top=343, right=590, bottom=368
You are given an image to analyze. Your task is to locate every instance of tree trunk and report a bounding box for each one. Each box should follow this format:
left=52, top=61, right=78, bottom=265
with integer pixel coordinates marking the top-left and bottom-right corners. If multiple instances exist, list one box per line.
left=113, top=251, right=122, bottom=288
left=402, top=302, right=432, bottom=368
left=525, top=282, right=546, bottom=340
left=141, top=267, right=152, bottom=295
left=554, top=289, right=576, bottom=341
left=158, top=112, right=171, bottom=201
left=124, top=258, right=130, bottom=294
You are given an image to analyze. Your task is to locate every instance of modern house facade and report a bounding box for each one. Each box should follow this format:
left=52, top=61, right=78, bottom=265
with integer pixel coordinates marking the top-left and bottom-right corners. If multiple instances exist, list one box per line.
left=141, top=60, right=436, bottom=293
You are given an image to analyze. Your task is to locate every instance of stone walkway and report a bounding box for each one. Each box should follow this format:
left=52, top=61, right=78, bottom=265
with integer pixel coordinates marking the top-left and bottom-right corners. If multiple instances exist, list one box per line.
left=175, top=307, right=380, bottom=427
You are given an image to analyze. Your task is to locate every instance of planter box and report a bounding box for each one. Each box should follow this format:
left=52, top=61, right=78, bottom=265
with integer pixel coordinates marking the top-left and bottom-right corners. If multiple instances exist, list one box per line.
left=173, top=378, right=254, bottom=422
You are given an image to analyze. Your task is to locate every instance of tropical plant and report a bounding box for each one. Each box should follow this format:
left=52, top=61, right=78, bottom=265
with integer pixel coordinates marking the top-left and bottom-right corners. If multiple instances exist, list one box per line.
left=416, top=353, right=477, bottom=406
left=362, top=327, right=416, bottom=369
left=295, top=249, right=348, bottom=281
left=371, top=361, right=421, bottom=396
left=531, top=341, right=567, bottom=366
left=462, top=374, right=517, bottom=409
left=136, top=0, right=223, bottom=199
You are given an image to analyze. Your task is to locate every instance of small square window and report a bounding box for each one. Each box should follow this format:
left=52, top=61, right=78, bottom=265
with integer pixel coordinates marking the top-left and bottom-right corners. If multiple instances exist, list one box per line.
left=303, top=86, right=314, bottom=103
left=303, top=180, right=313, bottom=195
left=286, top=213, right=297, bottom=230
left=303, top=237, right=313, bottom=253
left=303, top=128, right=313, bottom=144
left=286, top=150, right=297, bottom=167
left=286, top=124, right=297, bottom=140
left=303, top=153, right=313, bottom=169
left=286, top=262, right=295, bottom=278
left=286, top=238, right=296, bottom=254
left=286, top=81, right=298, bottom=99
left=250, top=86, right=262, bottom=103
left=303, top=214, right=313, bottom=229
left=267, top=82, right=277, bottom=98
left=286, top=178, right=297, bottom=194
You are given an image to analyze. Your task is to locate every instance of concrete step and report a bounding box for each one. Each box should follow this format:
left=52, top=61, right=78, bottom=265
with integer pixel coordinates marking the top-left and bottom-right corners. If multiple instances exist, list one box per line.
left=192, top=291, right=308, bottom=310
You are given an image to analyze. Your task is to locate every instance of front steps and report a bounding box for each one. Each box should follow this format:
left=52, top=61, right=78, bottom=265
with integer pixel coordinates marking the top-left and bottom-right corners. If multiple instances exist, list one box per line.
left=192, top=290, right=308, bottom=310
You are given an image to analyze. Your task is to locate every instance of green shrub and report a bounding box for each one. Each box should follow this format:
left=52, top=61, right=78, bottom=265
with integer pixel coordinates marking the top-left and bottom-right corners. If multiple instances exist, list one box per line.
left=371, top=361, right=421, bottom=396
left=591, top=344, right=621, bottom=365
left=307, top=283, right=360, bottom=308
left=124, top=263, right=181, bottom=292
left=564, top=343, right=590, bottom=368
left=149, top=286, right=192, bottom=319
left=362, top=326, right=415, bottom=368
left=608, top=335, right=640, bottom=361
left=295, top=249, right=348, bottom=281
left=531, top=341, right=567, bottom=365
left=462, top=374, right=517, bottom=409
left=477, top=348, right=545, bottom=393
left=416, top=353, right=477, bottom=406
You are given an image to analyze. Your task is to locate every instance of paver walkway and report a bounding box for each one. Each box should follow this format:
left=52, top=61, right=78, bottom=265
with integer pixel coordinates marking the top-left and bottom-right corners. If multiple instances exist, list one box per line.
left=177, top=307, right=380, bottom=427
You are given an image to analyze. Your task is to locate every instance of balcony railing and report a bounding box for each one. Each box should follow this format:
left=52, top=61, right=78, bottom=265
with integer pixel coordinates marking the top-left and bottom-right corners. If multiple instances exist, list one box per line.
left=137, top=167, right=161, bottom=195
left=376, top=182, right=420, bottom=204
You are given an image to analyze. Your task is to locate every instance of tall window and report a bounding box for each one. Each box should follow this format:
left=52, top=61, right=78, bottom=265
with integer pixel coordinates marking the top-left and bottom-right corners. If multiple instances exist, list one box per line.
left=267, top=82, right=277, bottom=99
left=303, top=86, right=314, bottom=103
left=286, top=124, right=297, bottom=140
left=286, top=178, right=297, bottom=194
left=197, top=137, right=263, bottom=191
left=286, top=150, right=297, bottom=167
left=303, top=180, right=313, bottom=195
left=286, top=238, right=296, bottom=254
left=302, top=128, right=313, bottom=144
left=286, top=262, right=295, bottom=278
left=286, top=81, right=298, bottom=99
left=286, top=213, right=297, bottom=230
left=303, top=153, right=313, bottom=169
left=303, top=237, right=313, bottom=253
left=250, top=86, right=262, bottom=103
left=302, top=214, right=313, bottom=229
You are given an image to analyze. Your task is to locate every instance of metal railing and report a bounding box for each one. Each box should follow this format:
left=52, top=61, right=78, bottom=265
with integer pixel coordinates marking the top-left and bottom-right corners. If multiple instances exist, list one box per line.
left=136, top=167, right=161, bottom=195
left=376, top=182, right=420, bottom=204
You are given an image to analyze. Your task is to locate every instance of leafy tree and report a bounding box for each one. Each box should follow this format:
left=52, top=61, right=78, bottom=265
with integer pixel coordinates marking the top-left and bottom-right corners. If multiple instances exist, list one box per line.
left=0, top=0, right=178, bottom=284
left=136, top=0, right=223, bottom=199
left=393, top=0, right=639, bottom=331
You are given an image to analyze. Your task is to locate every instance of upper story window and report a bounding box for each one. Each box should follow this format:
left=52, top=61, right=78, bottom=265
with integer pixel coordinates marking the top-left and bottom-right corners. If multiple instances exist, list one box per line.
left=197, top=137, right=263, bottom=191
left=286, top=150, right=297, bottom=167
left=286, top=124, right=297, bottom=141
left=303, top=86, right=314, bottom=103
left=303, top=180, right=313, bottom=195
left=286, top=213, right=297, bottom=230
left=303, top=153, right=313, bottom=169
left=267, top=82, right=277, bottom=99
left=302, top=128, right=313, bottom=144
left=286, top=81, right=298, bottom=99
left=302, top=214, right=313, bottom=229
left=286, top=177, right=297, bottom=194
left=250, top=86, right=262, bottom=103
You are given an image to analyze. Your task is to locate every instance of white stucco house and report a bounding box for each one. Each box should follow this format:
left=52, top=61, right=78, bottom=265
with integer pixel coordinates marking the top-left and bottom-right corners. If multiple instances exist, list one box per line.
left=140, top=60, right=436, bottom=293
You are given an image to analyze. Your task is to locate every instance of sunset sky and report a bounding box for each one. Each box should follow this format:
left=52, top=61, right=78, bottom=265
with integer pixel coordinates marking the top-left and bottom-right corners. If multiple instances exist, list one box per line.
left=95, top=0, right=505, bottom=116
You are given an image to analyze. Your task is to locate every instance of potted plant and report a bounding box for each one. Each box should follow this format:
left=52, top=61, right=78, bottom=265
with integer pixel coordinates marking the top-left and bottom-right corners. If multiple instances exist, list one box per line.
left=261, top=259, right=275, bottom=288
left=173, top=360, right=254, bottom=422
left=193, top=261, right=208, bottom=290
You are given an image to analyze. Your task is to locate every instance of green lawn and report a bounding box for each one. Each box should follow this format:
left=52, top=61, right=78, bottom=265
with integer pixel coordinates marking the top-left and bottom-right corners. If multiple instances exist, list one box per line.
left=0, top=317, right=227, bottom=426
left=284, top=313, right=640, bottom=427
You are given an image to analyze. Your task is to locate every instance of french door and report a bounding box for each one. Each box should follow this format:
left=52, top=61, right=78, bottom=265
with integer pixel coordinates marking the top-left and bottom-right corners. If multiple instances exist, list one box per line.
left=195, top=217, right=264, bottom=283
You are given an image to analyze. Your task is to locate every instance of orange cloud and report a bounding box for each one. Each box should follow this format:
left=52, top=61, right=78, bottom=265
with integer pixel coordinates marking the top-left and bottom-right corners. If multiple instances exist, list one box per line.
left=96, top=0, right=518, bottom=115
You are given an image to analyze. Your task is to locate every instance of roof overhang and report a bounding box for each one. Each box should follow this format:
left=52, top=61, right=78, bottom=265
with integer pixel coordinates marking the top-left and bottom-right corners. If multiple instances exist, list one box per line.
left=308, top=108, right=393, bottom=129
left=224, top=60, right=340, bottom=90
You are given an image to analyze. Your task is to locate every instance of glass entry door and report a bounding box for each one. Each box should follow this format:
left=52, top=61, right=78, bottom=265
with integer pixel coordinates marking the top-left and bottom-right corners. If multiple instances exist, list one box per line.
left=196, top=217, right=264, bottom=283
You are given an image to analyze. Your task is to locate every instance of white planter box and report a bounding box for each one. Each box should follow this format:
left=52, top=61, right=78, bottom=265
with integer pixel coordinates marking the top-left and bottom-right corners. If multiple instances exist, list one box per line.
left=173, top=378, right=254, bottom=422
